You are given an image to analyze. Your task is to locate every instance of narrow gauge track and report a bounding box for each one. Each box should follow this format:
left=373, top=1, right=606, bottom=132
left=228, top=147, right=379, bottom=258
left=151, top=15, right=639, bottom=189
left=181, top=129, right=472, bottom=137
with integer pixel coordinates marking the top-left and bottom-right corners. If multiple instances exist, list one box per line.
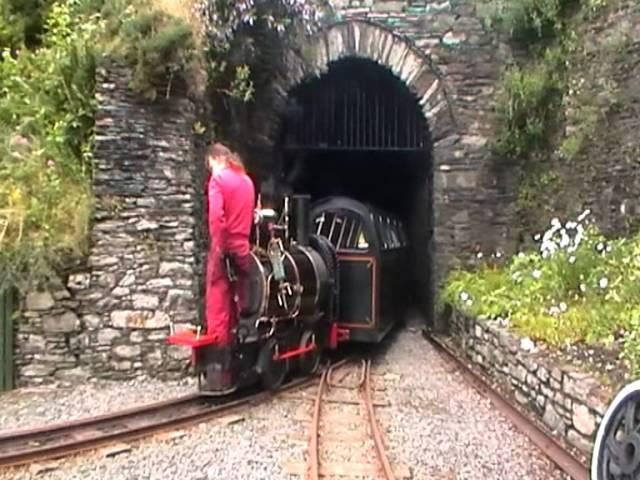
left=306, top=358, right=397, bottom=480
left=424, top=331, right=589, bottom=480
left=0, top=371, right=328, bottom=469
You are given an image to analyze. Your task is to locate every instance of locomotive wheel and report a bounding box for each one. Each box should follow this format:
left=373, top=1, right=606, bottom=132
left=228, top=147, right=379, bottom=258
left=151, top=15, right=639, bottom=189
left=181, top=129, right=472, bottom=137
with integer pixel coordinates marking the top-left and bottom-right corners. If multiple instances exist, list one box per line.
left=591, top=380, right=640, bottom=479
left=297, top=329, right=321, bottom=376
left=257, top=338, right=289, bottom=391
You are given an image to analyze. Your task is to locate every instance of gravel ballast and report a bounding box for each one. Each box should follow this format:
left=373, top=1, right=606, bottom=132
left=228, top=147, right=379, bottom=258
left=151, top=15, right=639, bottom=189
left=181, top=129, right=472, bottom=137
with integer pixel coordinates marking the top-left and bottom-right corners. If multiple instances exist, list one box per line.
left=0, top=376, right=198, bottom=432
left=0, top=323, right=572, bottom=480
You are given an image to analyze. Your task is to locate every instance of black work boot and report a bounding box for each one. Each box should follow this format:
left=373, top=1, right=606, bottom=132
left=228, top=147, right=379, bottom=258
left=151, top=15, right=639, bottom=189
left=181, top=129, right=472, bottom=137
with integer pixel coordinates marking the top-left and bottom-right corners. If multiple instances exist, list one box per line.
left=219, top=347, right=238, bottom=393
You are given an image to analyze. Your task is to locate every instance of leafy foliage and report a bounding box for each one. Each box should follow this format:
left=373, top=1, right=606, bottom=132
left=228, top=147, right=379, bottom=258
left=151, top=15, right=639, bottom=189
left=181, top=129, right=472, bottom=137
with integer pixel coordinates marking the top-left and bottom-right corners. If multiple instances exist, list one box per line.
left=493, top=47, right=565, bottom=162
left=442, top=210, right=640, bottom=375
left=0, top=0, right=100, bottom=291
left=0, top=0, right=328, bottom=291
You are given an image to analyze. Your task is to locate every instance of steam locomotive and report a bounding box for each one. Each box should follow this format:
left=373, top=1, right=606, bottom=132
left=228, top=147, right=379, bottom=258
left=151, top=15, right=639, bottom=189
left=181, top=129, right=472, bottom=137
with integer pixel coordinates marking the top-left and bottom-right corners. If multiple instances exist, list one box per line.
left=167, top=194, right=411, bottom=394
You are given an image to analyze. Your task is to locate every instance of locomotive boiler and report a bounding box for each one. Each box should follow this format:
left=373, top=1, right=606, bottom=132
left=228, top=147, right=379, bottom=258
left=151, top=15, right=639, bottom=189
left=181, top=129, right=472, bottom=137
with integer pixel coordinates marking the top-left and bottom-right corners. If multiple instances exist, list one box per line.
left=167, top=193, right=410, bottom=394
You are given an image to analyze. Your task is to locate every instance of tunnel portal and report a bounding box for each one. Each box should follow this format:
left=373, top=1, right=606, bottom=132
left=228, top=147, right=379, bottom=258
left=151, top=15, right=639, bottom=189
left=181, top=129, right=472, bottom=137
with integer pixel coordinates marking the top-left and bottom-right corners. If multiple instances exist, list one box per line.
left=276, top=57, right=434, bottom=321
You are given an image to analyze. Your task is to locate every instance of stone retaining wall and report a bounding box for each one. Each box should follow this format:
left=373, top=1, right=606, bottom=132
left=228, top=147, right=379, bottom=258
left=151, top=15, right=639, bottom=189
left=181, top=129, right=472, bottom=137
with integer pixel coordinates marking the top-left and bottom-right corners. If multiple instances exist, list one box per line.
left=13, top=62, right=204, bottom=385
left=447, top=308, right=613, bottom=455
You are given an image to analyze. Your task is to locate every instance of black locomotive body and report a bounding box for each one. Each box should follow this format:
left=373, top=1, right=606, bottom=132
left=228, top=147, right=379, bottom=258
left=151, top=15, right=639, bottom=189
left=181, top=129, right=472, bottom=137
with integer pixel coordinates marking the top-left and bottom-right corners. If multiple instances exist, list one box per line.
left=167, top=194, right=410, bottom=393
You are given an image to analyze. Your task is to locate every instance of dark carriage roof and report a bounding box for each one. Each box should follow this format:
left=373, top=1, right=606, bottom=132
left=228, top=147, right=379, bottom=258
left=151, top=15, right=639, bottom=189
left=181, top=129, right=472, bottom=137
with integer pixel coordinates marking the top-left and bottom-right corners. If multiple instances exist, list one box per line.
left=310, top=196, right=409, bottom=252
left=310, top=196, right=403, bottom=225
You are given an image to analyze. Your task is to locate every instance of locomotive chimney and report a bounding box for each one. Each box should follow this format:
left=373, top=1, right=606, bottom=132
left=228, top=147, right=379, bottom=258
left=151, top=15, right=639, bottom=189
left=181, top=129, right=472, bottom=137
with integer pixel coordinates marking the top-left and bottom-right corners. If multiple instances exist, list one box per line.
left=291, top=194, right=311, bottom=246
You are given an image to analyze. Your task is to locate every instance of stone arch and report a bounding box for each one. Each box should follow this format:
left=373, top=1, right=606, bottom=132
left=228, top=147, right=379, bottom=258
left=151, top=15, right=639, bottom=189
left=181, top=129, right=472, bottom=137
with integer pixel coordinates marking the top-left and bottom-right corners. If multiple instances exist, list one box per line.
left=259, top=19, right=456, bottom=331
left=266, top=19, right=456, bottom=151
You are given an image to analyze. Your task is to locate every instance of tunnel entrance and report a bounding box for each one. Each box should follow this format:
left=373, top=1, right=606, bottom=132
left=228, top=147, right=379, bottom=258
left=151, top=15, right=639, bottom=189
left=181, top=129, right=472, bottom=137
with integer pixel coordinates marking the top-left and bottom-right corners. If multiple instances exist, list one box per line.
left=275, top=57, right=434, bottom=323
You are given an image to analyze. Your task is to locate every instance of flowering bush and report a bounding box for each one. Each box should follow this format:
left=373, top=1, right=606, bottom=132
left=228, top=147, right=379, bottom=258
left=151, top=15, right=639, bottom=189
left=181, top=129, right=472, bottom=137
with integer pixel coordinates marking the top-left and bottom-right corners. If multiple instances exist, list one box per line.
left=442, top=209, right=640, bottom=374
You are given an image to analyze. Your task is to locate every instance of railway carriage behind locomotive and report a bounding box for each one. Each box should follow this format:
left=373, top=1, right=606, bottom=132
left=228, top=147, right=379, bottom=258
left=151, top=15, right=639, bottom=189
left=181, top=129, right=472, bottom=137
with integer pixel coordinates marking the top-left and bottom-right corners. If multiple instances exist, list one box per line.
left=168, top=194, right=410, bottom=393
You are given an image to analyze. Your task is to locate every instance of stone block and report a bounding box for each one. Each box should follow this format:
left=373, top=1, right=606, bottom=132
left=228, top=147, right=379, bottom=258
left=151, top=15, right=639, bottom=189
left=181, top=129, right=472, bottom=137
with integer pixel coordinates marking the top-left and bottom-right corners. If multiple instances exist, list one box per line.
left=564, top=371, right=601, bottom=400
left=543, top=403, right=565, bottom=434
left=20, top=364, right=56, bottom=377
left=20, top=334, right=46, bottom=354
left=82, top=314, right=102, bottom=329
left=25, top=291, right=55, bottom=311
left=67, top=273, right=89, bottom=292
left=97, top=328, right=121, bottom=345
left=159, top=262, right=192, bottom=277
left=567, top=428, right=593, bottom=453
left=55, top=367, right=91, bottom=382
left=113, top=344, right=141, bottom=360
left=132, top=294, right=160, bottom=310
left=110, top=310, right=170, bottom=329
left=43, top=311, right=80, bottom=333
left=144, top=349, right=163, bottom=368
left=146, top=278, right=174, bottom=289
left=572, top=404, right=596, bottom=436
left=167, top=345, right=191, bottom=361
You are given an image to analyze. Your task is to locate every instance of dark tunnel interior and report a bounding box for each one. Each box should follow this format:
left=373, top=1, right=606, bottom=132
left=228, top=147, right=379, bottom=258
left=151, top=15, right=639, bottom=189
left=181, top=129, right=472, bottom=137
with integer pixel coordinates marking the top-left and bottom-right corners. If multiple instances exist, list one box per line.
left=275, top=58, right=434, bottom=320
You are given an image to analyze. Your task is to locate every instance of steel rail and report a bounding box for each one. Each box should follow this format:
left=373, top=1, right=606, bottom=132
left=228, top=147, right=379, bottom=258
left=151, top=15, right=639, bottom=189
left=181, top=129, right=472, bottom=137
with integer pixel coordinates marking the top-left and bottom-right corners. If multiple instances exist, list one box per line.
left=306, top=358, right=396, bottom=480
left=424, top=332, right=589, bottom=480
left=363, top=359, right=396, bottom=480
left=0, top=375, right=318, bottom=469
left=307, top=368, right=328, bottom=480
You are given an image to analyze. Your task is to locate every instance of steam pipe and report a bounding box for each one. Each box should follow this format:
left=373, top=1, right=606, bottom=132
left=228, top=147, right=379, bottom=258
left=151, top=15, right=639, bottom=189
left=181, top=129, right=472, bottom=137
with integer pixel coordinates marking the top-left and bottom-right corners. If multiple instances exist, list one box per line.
left=291, top=194, right=311, bottom=246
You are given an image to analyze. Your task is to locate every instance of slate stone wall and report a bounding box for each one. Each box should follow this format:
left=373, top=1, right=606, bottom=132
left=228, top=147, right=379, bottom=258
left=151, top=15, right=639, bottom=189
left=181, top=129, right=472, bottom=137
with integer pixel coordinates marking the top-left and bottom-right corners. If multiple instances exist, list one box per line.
left=448, top=308, right=612, bottom=455
left=14, top=62, right=206, bottom=384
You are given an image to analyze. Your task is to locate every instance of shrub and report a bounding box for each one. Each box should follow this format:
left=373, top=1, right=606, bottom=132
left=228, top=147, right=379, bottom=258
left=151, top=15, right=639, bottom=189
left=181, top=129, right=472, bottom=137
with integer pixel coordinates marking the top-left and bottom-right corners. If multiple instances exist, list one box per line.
left=443, top=209, right=640, bottom=375
left=493, top=46, right=565, bottom=163
left=0, top=0, right=101, bottom=291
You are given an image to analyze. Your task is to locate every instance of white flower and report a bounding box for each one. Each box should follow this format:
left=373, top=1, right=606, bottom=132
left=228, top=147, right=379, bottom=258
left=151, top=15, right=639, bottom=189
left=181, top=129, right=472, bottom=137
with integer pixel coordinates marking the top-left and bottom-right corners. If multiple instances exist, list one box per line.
left=460, top=291, right=470, bottom=301
left=465, top=299, right=473, bottom=306
left=532, top=270, right=542, bottom=279
left=520, top=337, right=535, bottom=351
left=549, top=306, right=561, bottom=316
left=599, top=277, right=608, bottom=289
left=518, top=252, right=525, bottom=258
left=569, top=256, right=576, bottom=264
left=606, top=245, right=612, bottom=253
left=580, top=283, right=587, bottom=292
left=534, top=233, right=542, bottom=241
left=496, top=250, right=502, bottom=258
left=477, top=252, right=483, bottom=259
left=577, top=209, right=591, bottom=222
left=559, top=302, right=568, bottom=312
left=596, top=242, right=605, bottom=252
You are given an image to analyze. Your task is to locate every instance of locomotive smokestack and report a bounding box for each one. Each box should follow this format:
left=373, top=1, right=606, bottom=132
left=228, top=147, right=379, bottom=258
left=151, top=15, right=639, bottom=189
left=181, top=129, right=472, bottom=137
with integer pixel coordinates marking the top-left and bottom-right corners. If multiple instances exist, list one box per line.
left=291, top=194, right=311, bottom=246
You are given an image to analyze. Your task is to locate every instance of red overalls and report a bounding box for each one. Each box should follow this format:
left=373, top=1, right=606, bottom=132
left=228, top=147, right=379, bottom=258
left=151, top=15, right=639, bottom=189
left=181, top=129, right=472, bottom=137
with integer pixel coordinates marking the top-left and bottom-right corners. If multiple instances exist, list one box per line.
left=206, top=165, right=255, bottom=346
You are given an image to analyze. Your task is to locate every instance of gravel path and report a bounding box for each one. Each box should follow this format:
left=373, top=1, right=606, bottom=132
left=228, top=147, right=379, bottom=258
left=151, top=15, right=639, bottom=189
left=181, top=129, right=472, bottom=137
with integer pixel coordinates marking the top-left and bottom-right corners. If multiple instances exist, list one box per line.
left=373, top=322, right=570, bottom=480
left=0, top=322, right=571, bottom=480
left=0, top=376, right=198, bottom=432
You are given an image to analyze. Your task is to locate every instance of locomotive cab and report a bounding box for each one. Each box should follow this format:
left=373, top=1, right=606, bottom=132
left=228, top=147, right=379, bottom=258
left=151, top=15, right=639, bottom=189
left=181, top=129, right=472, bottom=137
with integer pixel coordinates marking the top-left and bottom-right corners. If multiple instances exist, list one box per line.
left=311, top=197, right=411, bottom=343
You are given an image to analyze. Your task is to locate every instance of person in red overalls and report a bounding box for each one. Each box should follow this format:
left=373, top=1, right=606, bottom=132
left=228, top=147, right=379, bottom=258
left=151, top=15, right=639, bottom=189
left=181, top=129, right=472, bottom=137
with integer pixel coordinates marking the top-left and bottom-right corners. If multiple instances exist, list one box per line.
left=205, top=142, right=255, bottom=393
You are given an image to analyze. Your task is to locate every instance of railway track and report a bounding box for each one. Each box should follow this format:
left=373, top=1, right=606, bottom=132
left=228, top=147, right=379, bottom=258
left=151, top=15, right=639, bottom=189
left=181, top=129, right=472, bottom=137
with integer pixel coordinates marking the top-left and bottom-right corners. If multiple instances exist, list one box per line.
left=424, top=331, right=590, bottom=480
left=0, top=373, right=320, bottom=469
left=302, top=358, right=403, bottom=480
